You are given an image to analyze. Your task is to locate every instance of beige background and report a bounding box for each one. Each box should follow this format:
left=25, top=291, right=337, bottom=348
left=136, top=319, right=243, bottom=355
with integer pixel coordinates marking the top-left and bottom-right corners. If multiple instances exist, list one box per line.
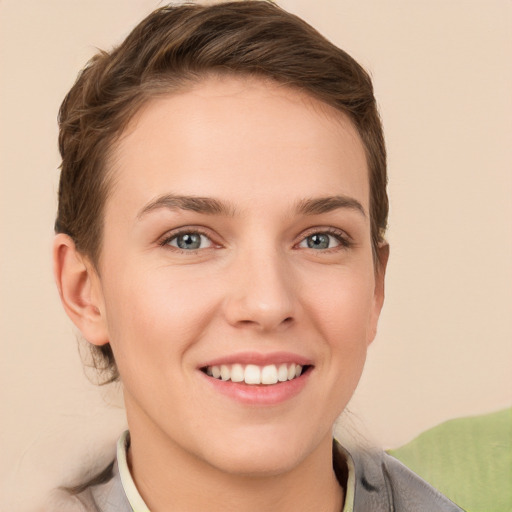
left=1, top=0, right=511, bottom=510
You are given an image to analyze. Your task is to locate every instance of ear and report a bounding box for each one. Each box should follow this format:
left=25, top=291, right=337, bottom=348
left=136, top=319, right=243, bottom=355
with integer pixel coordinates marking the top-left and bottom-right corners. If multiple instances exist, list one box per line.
left=367, top=242, right=390, bottom=345
left=53, top=233, right=109, bottom=346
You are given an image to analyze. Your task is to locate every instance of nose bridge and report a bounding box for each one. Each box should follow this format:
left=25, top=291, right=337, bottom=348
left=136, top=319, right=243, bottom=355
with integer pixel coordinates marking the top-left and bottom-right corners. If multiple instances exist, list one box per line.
left=223, top=239, right=296, bottom=331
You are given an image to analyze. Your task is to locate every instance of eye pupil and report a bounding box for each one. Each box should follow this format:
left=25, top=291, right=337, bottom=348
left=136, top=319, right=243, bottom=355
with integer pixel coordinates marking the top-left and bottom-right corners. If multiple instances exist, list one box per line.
left=177, top=233, right=202, bottom=250
left=307, top=233, right=330, bottom=249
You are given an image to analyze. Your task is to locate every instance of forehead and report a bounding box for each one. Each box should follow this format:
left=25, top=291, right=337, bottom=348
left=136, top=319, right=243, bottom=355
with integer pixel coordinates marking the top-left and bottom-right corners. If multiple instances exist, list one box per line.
left=107, top=75, right=369, bottom=217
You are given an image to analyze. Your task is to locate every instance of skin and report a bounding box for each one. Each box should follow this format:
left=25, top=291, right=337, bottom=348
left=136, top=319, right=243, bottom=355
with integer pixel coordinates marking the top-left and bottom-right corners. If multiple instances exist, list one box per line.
left=54, top=75, right=387, bottom=512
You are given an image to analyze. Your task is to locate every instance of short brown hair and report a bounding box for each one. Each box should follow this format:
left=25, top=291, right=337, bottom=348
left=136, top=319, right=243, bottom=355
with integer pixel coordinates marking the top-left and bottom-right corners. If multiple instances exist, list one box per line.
left=56, top=0, right=388, bottom=383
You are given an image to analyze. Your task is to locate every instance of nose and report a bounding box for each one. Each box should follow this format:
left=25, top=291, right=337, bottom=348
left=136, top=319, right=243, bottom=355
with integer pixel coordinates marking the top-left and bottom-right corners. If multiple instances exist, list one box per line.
left=222, top=246, right=297, bottom=332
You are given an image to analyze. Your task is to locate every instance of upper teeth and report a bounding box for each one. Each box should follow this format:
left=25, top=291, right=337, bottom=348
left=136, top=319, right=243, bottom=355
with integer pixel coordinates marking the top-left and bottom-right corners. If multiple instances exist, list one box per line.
left=205, top=363, right=304, bottom=385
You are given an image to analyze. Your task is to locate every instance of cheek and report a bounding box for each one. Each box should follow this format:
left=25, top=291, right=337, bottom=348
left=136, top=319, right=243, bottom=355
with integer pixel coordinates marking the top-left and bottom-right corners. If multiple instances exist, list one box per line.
left=308, top=265, right=376, bottom=342
left=306, top=267, right=375, bottom=391
left=101, top=266, right=219, bottom=374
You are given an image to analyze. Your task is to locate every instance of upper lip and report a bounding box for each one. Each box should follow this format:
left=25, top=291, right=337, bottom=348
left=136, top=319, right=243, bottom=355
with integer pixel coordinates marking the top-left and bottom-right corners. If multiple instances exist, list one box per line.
left=198, top=351, right=313, bottom=368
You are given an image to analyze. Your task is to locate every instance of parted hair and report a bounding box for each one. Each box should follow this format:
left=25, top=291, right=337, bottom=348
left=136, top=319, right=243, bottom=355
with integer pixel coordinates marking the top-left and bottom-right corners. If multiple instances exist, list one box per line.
left=56, top=0, right=388, bottom=384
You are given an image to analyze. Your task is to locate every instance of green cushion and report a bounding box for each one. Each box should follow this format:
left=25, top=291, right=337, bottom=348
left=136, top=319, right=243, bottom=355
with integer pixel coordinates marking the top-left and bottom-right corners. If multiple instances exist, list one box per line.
left=388, top=408, right=512, bottom=512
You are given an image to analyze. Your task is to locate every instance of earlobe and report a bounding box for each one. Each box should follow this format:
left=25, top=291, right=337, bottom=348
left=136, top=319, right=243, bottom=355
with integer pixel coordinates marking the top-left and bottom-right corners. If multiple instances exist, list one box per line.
left=368, top=242, right=390, bottom=345
left=53, top=233, right=109, bottom=346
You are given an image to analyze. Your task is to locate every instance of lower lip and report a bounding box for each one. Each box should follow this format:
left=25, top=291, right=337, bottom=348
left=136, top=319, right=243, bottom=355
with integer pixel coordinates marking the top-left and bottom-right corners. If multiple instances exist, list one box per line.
left=199, top=368, right=312, bottom=406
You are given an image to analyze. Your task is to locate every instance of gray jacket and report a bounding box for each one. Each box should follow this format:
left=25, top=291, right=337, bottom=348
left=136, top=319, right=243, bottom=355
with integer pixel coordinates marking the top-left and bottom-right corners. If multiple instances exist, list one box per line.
left=345, top=447, right=464, bottom=511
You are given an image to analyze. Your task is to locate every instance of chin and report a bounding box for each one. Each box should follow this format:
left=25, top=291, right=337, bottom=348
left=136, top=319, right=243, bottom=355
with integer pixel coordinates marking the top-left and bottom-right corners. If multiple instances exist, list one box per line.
left=197, top=424, right=320, bottom=477
left=210, top=445, right=304, bottom=477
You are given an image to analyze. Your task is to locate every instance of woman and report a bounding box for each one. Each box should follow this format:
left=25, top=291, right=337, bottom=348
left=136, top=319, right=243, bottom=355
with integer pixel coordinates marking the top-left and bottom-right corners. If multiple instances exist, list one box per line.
left=51, top=2, right=462, bottom=510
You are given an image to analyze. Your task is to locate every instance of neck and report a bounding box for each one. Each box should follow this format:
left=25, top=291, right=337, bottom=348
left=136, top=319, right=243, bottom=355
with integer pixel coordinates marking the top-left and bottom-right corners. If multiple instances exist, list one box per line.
left=126, top=411, right=344, bottom=512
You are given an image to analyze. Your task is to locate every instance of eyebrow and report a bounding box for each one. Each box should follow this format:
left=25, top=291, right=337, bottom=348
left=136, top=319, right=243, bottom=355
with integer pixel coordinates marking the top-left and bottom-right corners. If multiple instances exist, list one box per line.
left=295, top=195, right=366, bottom=217
left=137, top=194, right=237, bottom=219
left=137, top=193, right=366, bottom=220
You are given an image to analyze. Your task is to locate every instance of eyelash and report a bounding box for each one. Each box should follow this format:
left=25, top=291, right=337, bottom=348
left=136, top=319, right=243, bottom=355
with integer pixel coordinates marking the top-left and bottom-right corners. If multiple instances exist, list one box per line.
left=158, top=227, right=352, bottom=253
left=297, top=227, right=352, bottom=251
left=158, top=228, right=217, bottom=254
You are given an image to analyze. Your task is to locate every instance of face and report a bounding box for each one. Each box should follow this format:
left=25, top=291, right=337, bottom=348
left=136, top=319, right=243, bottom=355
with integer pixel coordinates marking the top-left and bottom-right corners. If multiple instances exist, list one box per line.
left=91, top=76, right=385, bottom=476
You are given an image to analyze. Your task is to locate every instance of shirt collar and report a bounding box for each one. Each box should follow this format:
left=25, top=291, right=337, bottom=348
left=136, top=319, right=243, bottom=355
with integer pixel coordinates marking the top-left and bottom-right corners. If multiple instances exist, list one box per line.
left=117, top=431, right=150, bottom=512
left=336, top=442, right=356, bottom=512
left=117, top=430, right=356, bottom=512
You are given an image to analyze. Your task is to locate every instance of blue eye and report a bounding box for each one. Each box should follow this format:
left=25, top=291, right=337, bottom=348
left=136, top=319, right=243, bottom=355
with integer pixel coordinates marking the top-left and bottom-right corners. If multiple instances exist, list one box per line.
left=166, top=232, right=212, bottom=250
left=299, top=232, right=342, bottom=250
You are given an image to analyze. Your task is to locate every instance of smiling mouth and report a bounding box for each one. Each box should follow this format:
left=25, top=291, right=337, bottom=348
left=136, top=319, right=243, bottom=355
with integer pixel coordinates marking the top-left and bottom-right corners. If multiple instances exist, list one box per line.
left=200, top=363, right=312, bottom=385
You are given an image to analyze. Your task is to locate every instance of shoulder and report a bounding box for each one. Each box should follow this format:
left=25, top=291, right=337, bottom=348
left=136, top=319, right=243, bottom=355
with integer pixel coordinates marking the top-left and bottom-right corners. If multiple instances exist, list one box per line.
left=44, top=488, right=95, bottom=512
left=44, top=459, right=132, bottom=512
left=342, top=444, right=464, bottom=511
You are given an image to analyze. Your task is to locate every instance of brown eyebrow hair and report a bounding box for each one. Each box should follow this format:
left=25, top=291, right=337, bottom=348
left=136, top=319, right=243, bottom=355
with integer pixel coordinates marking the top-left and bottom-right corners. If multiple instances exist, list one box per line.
left=295, top=195, right=366, bottom=217
left=137, top=193, right=366, bottom=220
left=137, top=194, right=237, bottom=219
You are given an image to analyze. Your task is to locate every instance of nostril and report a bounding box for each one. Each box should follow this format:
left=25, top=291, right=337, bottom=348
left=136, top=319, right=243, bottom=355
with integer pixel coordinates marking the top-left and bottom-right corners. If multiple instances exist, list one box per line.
left=278, top=317, right=294, bottom=329
left=239, top=319, right=257, bottom=326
